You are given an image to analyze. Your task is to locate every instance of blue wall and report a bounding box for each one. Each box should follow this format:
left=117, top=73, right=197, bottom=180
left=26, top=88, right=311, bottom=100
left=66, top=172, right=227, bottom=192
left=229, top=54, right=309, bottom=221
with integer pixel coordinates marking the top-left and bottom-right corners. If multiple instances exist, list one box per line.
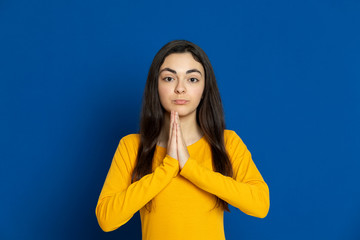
left=1, top=0, right=359, bottom=239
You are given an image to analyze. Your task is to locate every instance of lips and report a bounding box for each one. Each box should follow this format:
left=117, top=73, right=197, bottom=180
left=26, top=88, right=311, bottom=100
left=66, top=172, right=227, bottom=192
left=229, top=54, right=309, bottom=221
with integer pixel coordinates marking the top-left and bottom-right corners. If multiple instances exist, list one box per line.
left=174, top=99, right=189, bottom=104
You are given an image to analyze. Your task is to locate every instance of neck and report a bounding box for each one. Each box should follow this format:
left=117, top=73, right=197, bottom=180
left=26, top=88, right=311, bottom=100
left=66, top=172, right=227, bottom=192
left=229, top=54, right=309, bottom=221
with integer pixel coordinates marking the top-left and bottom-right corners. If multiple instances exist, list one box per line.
left=159, top=111, right=203, bottom=146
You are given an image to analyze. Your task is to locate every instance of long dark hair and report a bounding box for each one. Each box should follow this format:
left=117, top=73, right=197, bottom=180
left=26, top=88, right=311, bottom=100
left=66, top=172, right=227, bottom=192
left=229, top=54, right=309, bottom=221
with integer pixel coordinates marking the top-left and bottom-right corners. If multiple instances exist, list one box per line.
left=131, top=40, right=233, bottom=212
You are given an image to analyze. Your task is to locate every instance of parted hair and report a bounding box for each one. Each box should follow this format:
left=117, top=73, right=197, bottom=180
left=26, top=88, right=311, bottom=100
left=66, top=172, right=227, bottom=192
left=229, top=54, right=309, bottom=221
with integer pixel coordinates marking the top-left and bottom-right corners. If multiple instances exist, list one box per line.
left=131, top=40, right=233, bottom=212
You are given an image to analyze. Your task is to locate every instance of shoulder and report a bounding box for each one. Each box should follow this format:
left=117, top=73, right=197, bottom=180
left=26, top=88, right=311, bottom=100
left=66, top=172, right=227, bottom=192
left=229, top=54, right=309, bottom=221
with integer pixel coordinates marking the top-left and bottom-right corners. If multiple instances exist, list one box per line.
left=117, top=133, right=141, bottom=153
left=223, top=129, right=251, bottom=167
left=224, top=129, right=247, bottom=150
left=224, top=129, right=236, bottom=138
left=120, top=133, right=140, bottom=145
left=224, top=129, right=242, bottom=143
left=112, top=134, right=140, bottom=171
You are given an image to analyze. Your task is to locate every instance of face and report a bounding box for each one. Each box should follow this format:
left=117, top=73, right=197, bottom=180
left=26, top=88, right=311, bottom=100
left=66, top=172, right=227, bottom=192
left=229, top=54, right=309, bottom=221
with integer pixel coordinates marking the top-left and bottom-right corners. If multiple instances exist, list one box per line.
left=158, top=52, right=205, bottom=118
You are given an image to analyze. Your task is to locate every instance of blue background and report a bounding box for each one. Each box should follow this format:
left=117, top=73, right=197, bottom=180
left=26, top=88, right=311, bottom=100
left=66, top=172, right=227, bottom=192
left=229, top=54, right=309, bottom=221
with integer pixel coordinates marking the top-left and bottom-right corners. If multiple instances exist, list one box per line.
left=1, top=0, right=359, bottom=239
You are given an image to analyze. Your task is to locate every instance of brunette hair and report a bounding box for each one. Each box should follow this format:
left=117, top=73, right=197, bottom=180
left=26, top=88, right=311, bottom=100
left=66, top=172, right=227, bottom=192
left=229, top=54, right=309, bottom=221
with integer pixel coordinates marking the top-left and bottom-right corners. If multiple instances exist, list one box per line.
left=131, top=40, right=233, bottom=212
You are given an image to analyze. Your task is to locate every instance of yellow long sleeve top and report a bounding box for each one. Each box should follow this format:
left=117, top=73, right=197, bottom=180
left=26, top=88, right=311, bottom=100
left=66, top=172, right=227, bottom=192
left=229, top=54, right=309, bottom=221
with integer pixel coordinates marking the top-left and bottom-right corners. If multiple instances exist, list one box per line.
left=95, top=129, right=270, bottom=240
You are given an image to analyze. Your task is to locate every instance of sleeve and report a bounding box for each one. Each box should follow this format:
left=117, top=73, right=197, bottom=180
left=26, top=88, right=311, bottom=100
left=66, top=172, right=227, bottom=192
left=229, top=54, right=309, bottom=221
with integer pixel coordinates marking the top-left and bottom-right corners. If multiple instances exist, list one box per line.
left=179, top=131, right=270, bottom=218
left=95, top=135, right=180, bottom=232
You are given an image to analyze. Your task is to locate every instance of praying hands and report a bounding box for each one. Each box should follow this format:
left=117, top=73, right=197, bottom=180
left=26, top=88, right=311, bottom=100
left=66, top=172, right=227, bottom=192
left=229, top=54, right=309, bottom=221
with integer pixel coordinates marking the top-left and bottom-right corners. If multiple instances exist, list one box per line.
left=166, top=110, right=190, bottom=169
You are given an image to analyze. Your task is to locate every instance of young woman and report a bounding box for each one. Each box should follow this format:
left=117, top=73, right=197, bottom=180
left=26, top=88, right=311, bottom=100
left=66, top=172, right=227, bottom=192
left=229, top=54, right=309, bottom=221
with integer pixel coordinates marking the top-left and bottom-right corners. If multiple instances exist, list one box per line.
left=95, top=40, right=270, bottom=240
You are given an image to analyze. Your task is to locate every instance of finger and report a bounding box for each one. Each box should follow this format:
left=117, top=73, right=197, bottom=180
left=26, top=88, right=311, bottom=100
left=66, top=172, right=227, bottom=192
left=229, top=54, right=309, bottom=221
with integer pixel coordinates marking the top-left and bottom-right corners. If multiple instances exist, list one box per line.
left=169, top=111, right=174, bottom=139
left=167, top=121, right=176, bottom=158
left=176, top=122, right=184, bottom=160
left=172, top=121, right=177, bottom=142
left=167, top=112, right=173, bottom=145
left=175, top=111, right=179, bottom=124
left=175, top=112, right=180, bottom=132
left=175, top=113, right=186, bottom=147
left=176, top=121, right=183, bottom=148
left=176, top=112, right=182, bottom=136
left=176, top=122, right=179, bottom=160
left=170, top=117, right=176, bottom=146
left=176, top=121, right=180, bottom=144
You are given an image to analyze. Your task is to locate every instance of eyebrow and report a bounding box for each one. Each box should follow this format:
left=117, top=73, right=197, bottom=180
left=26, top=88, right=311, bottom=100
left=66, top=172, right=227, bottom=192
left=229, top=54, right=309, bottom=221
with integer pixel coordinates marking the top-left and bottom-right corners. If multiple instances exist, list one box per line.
left=159, top=67, right=202, bottom=76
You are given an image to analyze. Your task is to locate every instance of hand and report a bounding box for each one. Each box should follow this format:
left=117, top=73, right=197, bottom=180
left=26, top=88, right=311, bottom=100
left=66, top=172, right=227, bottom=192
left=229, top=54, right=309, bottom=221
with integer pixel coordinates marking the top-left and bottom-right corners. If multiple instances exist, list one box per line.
left=175, top=112, right=190, bottom=169
left=167, top=111, right=178, bottom=160
left=166, top=111, right=190, bottom=169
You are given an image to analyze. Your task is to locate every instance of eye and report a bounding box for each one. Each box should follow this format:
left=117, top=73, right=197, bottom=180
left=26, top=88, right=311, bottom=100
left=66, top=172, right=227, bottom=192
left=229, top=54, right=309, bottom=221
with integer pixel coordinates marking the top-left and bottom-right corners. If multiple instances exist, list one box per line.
left=189, top=78, right=199, bottom=83
left=163, top=77, right=174, bottom=82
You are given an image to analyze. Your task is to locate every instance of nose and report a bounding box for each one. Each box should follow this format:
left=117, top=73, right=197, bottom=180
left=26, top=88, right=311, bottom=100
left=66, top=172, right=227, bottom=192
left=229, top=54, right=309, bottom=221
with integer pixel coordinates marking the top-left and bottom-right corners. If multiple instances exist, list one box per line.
left=175, top=79, right=186, bottom=94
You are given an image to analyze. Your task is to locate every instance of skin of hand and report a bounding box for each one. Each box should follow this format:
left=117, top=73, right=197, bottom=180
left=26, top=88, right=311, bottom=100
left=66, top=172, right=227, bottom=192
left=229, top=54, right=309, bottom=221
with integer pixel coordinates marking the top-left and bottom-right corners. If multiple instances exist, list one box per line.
left=167, top=110, right=178, bottom=160
left=166, top=111, right=190, bottom=169
left=175, top=111, right=190, bottom=169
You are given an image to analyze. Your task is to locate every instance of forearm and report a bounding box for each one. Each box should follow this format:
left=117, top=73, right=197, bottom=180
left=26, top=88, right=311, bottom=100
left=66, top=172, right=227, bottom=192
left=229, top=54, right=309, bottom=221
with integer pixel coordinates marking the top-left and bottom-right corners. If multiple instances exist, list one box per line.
left=180, top=157, right=269, bottom=218
left=96, top=155, right=179, bottom=231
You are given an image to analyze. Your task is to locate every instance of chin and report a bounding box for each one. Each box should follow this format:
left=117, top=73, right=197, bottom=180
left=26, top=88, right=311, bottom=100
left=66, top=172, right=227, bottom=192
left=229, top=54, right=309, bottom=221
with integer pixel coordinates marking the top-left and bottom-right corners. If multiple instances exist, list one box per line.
left=176, top=109, right=197, bottom=118
left=162, top=104, right=198, bottom=118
